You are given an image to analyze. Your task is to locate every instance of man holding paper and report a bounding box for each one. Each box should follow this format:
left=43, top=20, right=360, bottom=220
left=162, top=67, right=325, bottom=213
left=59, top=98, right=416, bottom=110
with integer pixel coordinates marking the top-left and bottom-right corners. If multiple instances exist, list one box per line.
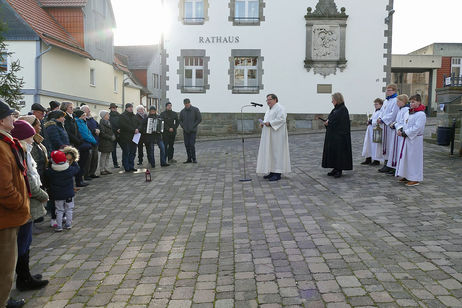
left=256, top=94, right=291, bottom=181
left=119, top=103, right=139, bottom=172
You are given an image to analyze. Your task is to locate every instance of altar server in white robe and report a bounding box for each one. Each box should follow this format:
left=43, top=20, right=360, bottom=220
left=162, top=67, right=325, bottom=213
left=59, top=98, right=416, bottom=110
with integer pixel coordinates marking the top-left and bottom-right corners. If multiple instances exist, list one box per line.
left=377, top=84, right=399, bottom=173
left=396, top=94, right=426, bottom=186
left=256, top=93, right=291, bottom=181
left=385, top=94, right=410, bottom=173
left=361, top=98, right=384, bottom=166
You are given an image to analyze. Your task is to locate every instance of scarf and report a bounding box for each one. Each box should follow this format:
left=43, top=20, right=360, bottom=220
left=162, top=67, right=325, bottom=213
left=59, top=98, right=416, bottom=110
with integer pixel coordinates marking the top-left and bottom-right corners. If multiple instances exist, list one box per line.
left=386, top=93, right=397, bottom=100
left=0, top=132, right=32, bottom=197
left=409, top=104, right=425, bottom=114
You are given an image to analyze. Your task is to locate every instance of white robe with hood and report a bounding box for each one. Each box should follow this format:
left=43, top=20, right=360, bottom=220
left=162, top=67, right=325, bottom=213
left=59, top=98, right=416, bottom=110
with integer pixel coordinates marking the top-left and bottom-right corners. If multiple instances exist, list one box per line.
left=395, top=110, right=426, bottom=181
left=256, top=103, right=291, bottom=174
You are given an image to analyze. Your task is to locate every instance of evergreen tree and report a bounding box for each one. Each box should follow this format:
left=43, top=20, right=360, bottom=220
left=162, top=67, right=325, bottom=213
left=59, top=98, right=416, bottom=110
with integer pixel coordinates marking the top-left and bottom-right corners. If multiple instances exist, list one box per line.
left=0, top=21, right=24, bottom=110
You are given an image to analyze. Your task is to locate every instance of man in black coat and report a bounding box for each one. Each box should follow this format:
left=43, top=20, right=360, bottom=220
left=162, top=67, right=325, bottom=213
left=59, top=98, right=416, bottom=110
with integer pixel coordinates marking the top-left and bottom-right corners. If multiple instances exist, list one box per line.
left=160, top=102, right=179, bottom=163
left=109, top=103, right=121, bottom=168
left=179, top=98, right=202, bottom=163
left=322, top=93, right=353, bottom=178
left=118, top=103, right=139, bottom=172
left=140, top=106, right=169, bottom=168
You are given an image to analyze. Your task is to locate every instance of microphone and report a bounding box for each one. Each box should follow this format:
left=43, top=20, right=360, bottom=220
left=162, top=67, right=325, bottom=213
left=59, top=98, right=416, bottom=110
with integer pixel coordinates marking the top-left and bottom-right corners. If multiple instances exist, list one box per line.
left=251, top=102, right=263, bottom=107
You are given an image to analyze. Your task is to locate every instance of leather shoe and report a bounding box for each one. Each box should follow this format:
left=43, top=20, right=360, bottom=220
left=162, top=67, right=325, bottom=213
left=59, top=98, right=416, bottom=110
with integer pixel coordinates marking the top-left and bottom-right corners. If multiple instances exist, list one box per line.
left=113, top=164, right=120, bottom=168
left=90, top=174, right=100, bottom=178
left=333, top=170, right=343, bottom=178
left=268, top=174, right=281, bottom=181
left=183, top=160, right=192, bottom=164
left=370, top=160, right=380, bottom=166
left=378, top=166, right=391, bottom=173
left=263, top=173, right=274, bottom=179
left=76, top=182, right=89, bottom=187
left=161, top=164, right=170, bottom=167
left=327, top=169, right=337, bottom=176
left=6, top=298, right=25, bottom=308
left=192, top=160, right=197, bottom=163
left=83, top=177, right=93, bottom=181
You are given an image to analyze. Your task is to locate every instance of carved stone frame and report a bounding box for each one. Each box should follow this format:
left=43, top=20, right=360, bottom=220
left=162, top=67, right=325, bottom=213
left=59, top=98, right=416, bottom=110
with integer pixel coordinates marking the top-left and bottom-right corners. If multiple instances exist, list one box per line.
left=228, top=0, right=265, bottom=26
left=177, top=49, right=210, bottom=93
left=178, top=0, right=210, bottom=25
left=304, top=1, right=348, bottom=77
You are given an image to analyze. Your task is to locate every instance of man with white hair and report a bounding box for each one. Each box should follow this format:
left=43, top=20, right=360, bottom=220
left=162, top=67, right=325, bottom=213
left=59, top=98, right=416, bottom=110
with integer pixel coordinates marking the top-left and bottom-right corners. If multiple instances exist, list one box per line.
left=81, top=105, right=100, bottom=179
left=135, top=105, right=148, bottom=166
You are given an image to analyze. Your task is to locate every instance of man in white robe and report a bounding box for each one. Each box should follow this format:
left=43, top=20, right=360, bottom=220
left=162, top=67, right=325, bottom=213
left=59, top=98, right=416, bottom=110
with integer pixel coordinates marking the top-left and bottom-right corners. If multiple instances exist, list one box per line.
left=377, top=84, right=399, bottom=173
left=396, top=95, right=426, bottom=186
left=386, top=94, right=409, bottom=173
left=256, top=94, right=291, bottom=181
left=361, top=98, right=383, bottom=165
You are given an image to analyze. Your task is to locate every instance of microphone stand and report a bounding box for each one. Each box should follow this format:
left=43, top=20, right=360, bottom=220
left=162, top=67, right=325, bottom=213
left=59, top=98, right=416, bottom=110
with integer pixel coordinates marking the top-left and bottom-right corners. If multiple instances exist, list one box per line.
left=239, top=103, right=261, bottom=182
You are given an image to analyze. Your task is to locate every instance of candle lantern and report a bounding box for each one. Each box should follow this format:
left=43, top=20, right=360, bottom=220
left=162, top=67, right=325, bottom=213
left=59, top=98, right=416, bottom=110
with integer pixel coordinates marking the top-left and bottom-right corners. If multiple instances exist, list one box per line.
left=145, top=169, right=151, bottom=182
left=373, top=124, right=383, bottom=143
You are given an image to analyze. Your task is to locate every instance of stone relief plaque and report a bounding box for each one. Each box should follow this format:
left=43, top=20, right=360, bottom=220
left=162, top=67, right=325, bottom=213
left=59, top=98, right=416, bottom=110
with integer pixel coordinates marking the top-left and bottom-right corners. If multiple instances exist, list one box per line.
left=304, top=0, right=348, bottom=77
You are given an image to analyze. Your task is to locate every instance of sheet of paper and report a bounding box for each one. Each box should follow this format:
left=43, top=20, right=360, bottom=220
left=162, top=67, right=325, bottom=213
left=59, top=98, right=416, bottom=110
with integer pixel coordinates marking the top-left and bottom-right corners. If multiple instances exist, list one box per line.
left=132, top=133, right=141, bottom=144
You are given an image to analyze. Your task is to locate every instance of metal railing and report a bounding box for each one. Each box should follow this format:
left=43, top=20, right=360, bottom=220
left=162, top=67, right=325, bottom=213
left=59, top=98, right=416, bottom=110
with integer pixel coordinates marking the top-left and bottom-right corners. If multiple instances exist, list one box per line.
left=444, top=73, right=462, bottom=87
left=183, top=17, right=205, bottom=24
left=233, top=17, right=260, bottom=25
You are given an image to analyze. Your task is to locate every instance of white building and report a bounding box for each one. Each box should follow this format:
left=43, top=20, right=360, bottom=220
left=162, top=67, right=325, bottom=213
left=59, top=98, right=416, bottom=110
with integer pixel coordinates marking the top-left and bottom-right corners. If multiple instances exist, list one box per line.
left=165, top=0, right=394, bottom=126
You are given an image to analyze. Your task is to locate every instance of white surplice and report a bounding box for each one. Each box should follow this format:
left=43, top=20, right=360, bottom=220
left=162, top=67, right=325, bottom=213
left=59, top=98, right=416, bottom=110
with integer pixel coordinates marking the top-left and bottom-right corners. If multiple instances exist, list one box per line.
left=256, top=103, right=291, bottom=174
left=387, top=106, right=409, bottom=168
left=380, top=96, right=399, bottom=161
left=395, top=111, right=426, bottom=181
left=362, top=108, right=384, bottom=161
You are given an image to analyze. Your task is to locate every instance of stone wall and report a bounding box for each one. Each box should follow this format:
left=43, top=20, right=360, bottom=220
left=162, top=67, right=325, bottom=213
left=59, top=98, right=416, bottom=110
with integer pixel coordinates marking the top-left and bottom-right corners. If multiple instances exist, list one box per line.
left=175, top=112, right=368, bottom=138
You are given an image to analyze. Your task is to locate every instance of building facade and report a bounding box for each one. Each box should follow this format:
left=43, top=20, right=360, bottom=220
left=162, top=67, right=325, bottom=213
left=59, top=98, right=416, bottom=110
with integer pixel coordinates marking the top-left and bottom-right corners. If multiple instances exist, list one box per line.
left=164, top=0, right=394, bottom=134
left=0, top=0, right=125, bottom=116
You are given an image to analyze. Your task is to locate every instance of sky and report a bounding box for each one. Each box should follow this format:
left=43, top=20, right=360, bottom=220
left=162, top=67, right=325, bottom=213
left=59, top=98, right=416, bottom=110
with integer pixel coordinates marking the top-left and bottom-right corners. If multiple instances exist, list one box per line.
left=111, top=0, right=462, bottom=54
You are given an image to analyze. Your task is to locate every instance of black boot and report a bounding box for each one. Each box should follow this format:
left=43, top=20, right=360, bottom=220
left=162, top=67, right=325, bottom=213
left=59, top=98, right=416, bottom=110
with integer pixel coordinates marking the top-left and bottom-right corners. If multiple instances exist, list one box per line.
left=378, top=161, right=390, bottom=173
left=360, top=157, right=372, bottom=165
left=370, top=160, right=380, bottom=166
left=6, top=298, right=25, bottom=308
left=16, top=250, right=49, bottom=291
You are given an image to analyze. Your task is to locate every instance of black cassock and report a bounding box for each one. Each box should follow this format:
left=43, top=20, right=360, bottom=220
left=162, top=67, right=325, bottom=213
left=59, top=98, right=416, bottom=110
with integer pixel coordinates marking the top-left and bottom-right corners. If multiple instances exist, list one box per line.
left=322, top=102, right=353, bottom=171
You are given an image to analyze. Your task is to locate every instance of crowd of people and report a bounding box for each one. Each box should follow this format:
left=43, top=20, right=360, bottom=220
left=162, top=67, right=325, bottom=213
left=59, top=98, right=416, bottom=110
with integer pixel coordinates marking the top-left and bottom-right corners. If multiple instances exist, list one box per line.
left=0, top=98, right=201, bottom=308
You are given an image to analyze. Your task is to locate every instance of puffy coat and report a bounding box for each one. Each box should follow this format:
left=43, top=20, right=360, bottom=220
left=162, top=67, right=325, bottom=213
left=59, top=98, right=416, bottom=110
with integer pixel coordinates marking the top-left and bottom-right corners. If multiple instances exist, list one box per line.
left=45, top=162, right=80, bottom=200
left=76, top=118, right=97, bottom=145
left=98, top=119, right=115, bottom=153
left=44, top=120, right=70, bottom=152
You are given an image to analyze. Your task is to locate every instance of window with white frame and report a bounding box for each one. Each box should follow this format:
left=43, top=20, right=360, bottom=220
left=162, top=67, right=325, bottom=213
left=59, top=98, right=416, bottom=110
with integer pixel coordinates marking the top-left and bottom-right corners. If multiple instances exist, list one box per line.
left=229, top=0, right=265, bottom=26
left=228, top=49, right=263, bottom=94
left=0, top=53, right=7, bottom=73
left=184, top=0, right=204, bottom=24
left=90, top=68, right=95, bottom=86
left=452, top=58, right=461, bottom=77
left=114, top=76, right=118, bottom=92
left=153, top=73, right=159, bottom=89
left=177, top=49, right=210, bottom=93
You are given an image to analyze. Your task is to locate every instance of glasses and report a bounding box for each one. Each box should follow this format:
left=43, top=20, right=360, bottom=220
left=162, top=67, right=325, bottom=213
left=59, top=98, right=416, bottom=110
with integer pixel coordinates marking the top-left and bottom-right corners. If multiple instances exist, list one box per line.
left=266, top=98, right=273, bottom=101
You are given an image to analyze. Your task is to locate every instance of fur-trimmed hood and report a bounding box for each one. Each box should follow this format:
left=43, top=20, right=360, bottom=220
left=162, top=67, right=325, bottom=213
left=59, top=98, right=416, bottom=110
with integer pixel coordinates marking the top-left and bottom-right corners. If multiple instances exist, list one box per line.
left=62, top=145, right=79, bottom=162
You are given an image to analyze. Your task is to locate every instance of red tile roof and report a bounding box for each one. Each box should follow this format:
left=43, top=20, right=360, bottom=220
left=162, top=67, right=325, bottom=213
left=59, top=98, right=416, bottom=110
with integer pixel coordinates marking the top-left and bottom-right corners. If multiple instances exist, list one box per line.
left=6, top=0, right=93, bottom=59
left=38, top=0, right=87, bottom=7
left=114, top=54, right=130, bottom=74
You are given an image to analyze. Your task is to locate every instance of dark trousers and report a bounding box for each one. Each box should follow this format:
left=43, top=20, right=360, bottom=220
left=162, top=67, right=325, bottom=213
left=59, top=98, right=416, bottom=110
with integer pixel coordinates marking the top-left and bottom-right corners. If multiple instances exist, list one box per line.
left=17, top=222, right=33, bottom=257
left=76, top=148, right=89, bottom=185
left=163, top=132, right=176, bottom=161
left=112, top=138, right=121, bottom=166
left=146, top=139, right=167, bottom=167
left=183, top=132, right=197, bottom=161
left=121, top=141, right=137, bottom=171
left=85, top=144, right=99, bottom=177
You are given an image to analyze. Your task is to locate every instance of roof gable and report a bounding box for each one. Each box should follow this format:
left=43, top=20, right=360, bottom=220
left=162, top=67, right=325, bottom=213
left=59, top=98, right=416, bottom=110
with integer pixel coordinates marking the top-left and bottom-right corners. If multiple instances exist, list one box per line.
left=5, top=0, right=93, bottom=59
left=0, top=0, right=38, bottom=40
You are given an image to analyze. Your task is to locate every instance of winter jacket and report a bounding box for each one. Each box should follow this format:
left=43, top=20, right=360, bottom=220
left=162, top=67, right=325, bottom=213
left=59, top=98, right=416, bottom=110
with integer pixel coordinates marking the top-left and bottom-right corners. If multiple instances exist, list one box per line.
left=179, top=106, right=202, bottom=134
left=25, top=144, right=48, bottom=220
left=160, top=110, right=179, bottom=136
left=45, top=162, right=80, bottom=200
left=0, top=130, right=30, bottom=229
left=30, top=134, right=48, bottom=183
left=109, top=110, right=121, bottom=135
left=86, top=116, right=100, bottom=143
left=76, top=118, right=97, bottom=145
left=119, top=111, right=139, bottom=143
left=140, top=114, right=163, bottom=144
left=98, top=119, right=115, bottom=153
left=44, top=120, right=70, bottom=152
left=64, top=113, right=82, bottom=147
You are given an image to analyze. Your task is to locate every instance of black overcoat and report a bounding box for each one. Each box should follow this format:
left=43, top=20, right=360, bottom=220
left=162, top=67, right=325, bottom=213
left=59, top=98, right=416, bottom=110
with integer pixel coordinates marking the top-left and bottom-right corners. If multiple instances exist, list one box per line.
left=321, top=102, right=353, bottom=171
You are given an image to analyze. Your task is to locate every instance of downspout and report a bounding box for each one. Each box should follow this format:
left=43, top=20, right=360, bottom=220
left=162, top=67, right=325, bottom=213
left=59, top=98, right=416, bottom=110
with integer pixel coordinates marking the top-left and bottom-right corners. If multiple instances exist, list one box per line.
left=34, top=41, right=52, bottom=103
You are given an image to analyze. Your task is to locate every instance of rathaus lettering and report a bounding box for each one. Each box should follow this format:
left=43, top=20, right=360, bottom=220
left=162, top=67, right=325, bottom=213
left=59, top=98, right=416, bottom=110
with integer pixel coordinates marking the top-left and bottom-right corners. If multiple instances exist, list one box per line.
left=199, top=36, right=240, bottom=44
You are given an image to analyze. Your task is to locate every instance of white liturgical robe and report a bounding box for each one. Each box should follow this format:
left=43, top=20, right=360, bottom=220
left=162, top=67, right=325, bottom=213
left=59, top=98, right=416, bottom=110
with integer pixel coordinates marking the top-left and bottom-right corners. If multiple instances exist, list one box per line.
left=396, top=110, right=426, bottom=181
left=380, top=96, right=399, bottom=161
left=256, top=103, right=291, bottom=174
left=361, top=108, right=384, bottom=161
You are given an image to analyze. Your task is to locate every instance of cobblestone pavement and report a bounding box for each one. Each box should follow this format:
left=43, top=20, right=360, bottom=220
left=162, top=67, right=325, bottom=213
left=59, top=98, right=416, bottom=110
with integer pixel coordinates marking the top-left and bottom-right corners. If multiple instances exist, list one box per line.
left=14, top=130, right=462, bottom=307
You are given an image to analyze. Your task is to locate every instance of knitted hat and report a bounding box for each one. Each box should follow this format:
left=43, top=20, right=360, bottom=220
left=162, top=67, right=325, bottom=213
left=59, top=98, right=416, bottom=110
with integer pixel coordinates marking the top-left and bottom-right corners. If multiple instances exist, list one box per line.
left=17, top=115, right=37, bottom=126
left=49, top=101, right=60, bottom=110
left=149, top=105, right=157, bottom=111
left=99, top=110, right=109, bottom=119
left=11, top=120, right=36, bottom=140
left=125, top=103, right=133, bottom=109
left=50, top=150, right=69, bottom=171
left=74, top=109, right=85, bottom=118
